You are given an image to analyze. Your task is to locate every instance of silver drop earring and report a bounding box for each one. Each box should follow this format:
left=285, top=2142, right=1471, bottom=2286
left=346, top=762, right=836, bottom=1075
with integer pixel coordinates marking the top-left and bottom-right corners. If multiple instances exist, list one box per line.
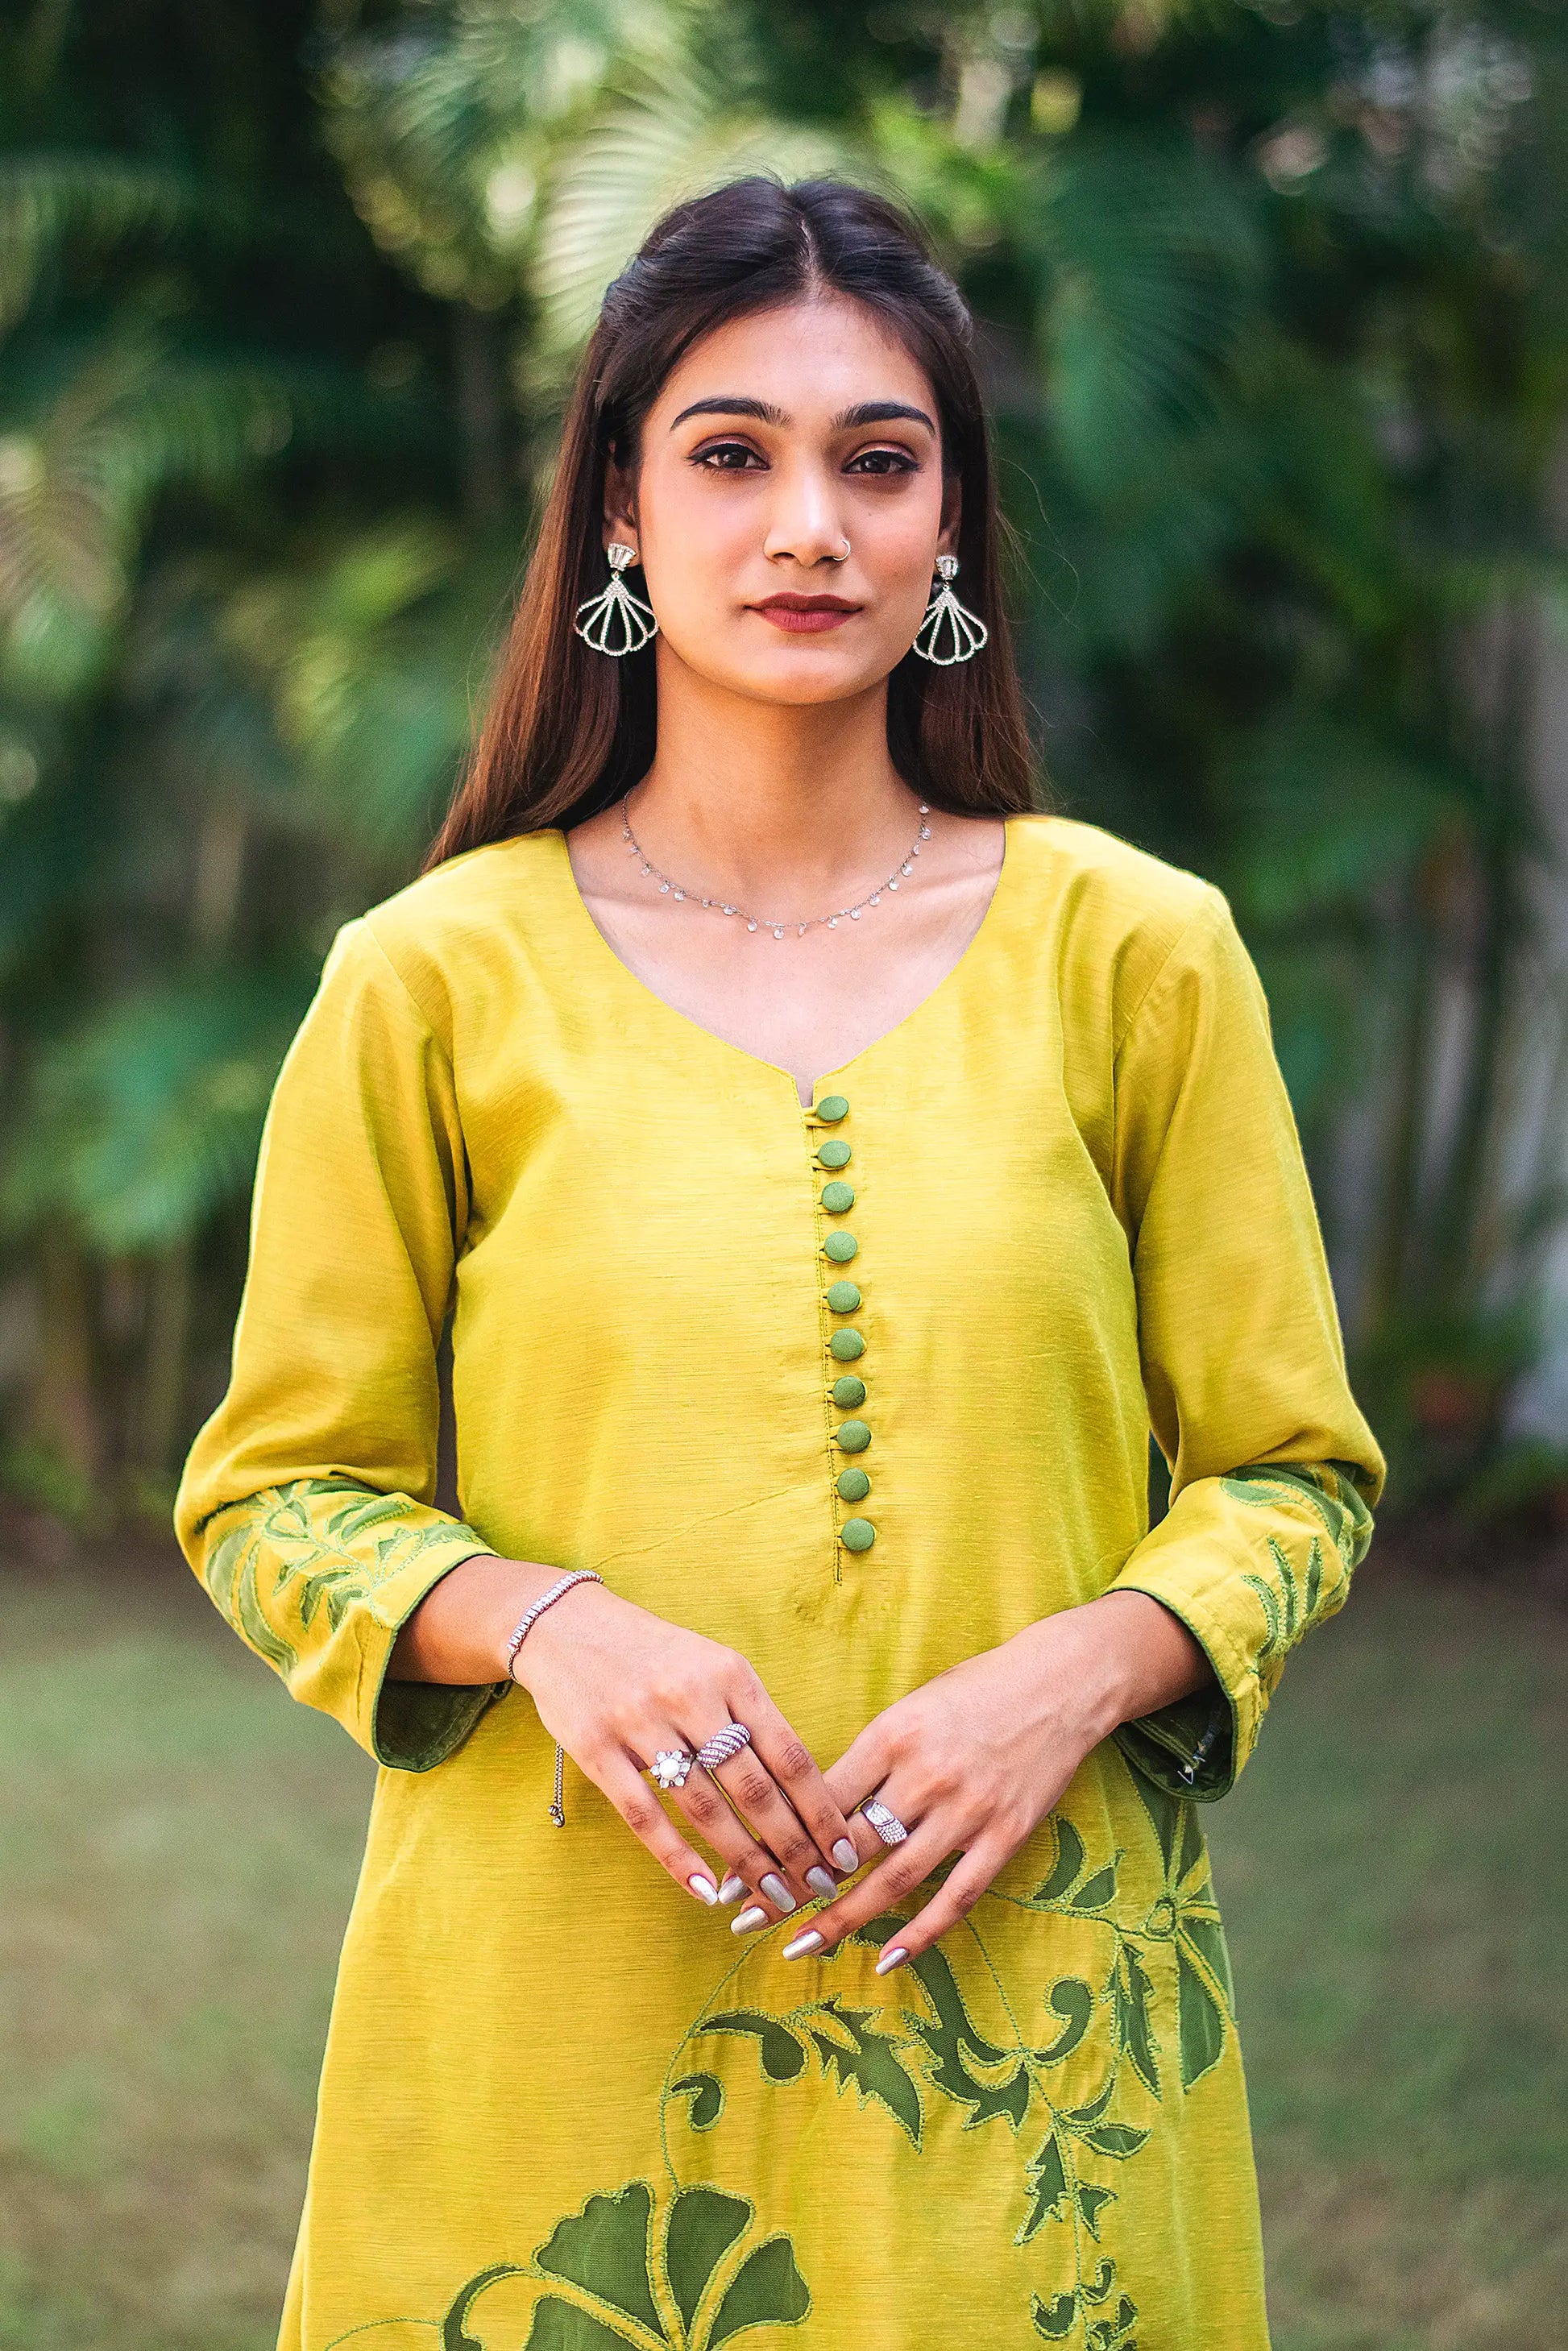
left=574, top=541, right=658, bottom=657
left=913, top=554, right=988, bottom=665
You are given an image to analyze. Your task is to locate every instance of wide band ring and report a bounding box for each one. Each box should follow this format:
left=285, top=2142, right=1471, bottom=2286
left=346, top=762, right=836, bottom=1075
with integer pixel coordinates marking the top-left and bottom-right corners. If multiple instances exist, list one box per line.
left=695, top=1723, right=753, bottom=1773
left=861, top=1796, right=910, bottom=1847
left=649, top=1748, right=695, bottom=1790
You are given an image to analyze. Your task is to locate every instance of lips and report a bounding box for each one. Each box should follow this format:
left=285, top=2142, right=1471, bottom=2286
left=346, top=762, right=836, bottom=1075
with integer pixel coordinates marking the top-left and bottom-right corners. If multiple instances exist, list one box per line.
left=750, top=595, right=861, bottom=634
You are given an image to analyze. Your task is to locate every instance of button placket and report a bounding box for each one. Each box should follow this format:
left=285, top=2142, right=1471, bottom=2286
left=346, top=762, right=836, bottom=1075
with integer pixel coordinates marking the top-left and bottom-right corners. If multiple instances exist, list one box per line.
left=809, top=1091, right=876, bottom=1560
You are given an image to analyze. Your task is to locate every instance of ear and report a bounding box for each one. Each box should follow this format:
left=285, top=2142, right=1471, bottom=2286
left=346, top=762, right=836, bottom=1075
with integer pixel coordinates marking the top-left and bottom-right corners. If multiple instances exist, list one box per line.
left=603, top=454, right=639, bottom=556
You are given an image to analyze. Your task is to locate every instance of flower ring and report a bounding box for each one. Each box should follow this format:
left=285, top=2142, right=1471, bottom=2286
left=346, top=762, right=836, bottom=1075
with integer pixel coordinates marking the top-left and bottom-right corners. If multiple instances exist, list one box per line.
left=649, top=1748, right=695, bottom=1790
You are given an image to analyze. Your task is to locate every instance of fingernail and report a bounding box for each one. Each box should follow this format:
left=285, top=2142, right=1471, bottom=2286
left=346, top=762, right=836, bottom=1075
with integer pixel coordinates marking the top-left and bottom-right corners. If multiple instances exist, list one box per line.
left=782, top=1928, right=825, bottom=1961
left=687, top=1873, right=718, bottom=1905
left=832, top=1839, right=860, bottom=1872
left=717, top=1875, right=746, bottom=1905
left=731, top=1905, right=769, bottom=1935
left=758, top=1872, right=797, bottom=1915
left=874, top=1944, right=909, bottom=1976
left=805, top=1866, right=836, bottom=1898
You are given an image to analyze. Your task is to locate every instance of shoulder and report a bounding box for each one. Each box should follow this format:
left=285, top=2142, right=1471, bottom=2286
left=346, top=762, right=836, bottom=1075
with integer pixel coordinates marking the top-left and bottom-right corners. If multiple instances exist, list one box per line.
left=1004, top=814, right=1234, bottom=1044
left=327, top=832, right=568, bottom=1046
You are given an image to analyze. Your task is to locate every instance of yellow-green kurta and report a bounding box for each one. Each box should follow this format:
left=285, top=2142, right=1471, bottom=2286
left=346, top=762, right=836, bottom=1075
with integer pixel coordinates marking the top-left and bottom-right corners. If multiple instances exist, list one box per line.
left=175, top=812, right=1383, bottom=2351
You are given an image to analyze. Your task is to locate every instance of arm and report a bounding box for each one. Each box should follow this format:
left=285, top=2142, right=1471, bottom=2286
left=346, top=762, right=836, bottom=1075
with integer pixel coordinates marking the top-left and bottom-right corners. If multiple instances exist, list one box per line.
left=807, top=885, right=1383, bottom=1972
left=173, top=919, right=505, bottom=1772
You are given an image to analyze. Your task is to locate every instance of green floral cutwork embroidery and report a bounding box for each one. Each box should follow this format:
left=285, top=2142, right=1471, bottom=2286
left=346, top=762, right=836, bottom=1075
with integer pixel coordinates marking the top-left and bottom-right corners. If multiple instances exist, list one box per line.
left=521, top=2179, right=809, bottom=2349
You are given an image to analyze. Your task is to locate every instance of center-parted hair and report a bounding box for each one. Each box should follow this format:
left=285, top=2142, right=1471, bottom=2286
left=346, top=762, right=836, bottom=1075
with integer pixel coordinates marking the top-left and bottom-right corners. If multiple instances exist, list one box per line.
left=427, top=175, right=1039, bottom=867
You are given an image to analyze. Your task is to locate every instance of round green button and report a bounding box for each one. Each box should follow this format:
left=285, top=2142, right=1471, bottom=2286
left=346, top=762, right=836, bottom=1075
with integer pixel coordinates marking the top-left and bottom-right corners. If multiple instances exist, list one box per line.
left=835, top=1418, right=871, bottom=1453
left=817, top=1139, right=852, bottom=1169
left=829, top=1327, right=865, bottom=1361
left=832, top=1374, right=866, bottom=1408
left=815, top=1095, right=849, bottom=1123
left=825, top=1279, right=861, bottom=1312
left=819, top=1180, right=855, bottom=1213
left=840, top=1516, right=876, bottom=1553
left=823, top=1231, right=858, bottom=1263
left=836, top=1465, right=870, bottom=1502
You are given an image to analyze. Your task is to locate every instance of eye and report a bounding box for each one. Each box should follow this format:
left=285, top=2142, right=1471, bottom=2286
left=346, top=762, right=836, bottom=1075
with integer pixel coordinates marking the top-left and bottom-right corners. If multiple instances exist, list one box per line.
left=845, top=447, right=920, bottom=476
left=692, top=439, right=765, bottom=471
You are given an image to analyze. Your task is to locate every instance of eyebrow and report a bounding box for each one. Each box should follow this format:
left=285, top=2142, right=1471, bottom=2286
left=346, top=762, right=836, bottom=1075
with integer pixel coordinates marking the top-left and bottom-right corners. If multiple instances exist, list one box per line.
left=668, top=395, right=937, bottom=436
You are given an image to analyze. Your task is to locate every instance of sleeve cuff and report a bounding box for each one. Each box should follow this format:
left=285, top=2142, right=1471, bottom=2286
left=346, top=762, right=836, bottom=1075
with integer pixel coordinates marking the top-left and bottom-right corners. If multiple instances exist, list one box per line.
left=361, top=1535, right=509, bottom=1771
left=1105, top=1577, right=1259, bottom=1803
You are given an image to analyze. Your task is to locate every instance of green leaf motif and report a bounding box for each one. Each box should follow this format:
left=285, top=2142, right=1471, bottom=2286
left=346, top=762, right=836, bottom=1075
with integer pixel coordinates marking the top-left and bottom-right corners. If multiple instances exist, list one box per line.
left=521, top=2181, right=810, bottom=2351
left=444, top=2265, right=524, bottom=2351
left=884, top=1936, right=1031, bottom=2130
left=1032, top=2290, right=1078, bottom=2340
left=1031, top=1817, right=1085, bottom=1905
left=1076, top=2183, right=1116, bottom=2238
left=1176, top=1937, right=1230, bottom=2089
left=235, top=1547, right=297, bottom=1671
left=526, top=2304, right=649, bottom=2351
left=1068, top=1863, right=1118, bottom=1914
left=1111, top=1943, right=1160, bottom=2099
left=669, top=2073, right=724, bottom=2133
left=1039, top=1977, right=1094, bottom=2066
left=534, top=2183, right=666, bottom=2339
left=1018, top=2129, right=1068, bottom=2243
left=707, top=2240, right=810, bottom=2349
left=807, top=2002, right=923, bottom=2147
left=695, top=2013, right=807, bottom=2084
left=666, top=2190, right=748, bottom=2336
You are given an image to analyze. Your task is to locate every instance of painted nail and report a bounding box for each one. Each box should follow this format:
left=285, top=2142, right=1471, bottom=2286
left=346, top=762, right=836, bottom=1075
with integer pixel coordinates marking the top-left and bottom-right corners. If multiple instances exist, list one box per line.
left=874, top=1944, right=909, bottom=1976
left=716, top=1875, right=746, bottom=1905
left=832, top=1839, right=860, bottom=1872
left=731, top=1905, right=769, bottom=1935
left=782, top=1928, right=826, bottom=1961
left=805, top=1866, right=836, bottom=1898
left=687, top=1873, right=718, bottom=1905
left=758, top=1872, right=797, bottom=1915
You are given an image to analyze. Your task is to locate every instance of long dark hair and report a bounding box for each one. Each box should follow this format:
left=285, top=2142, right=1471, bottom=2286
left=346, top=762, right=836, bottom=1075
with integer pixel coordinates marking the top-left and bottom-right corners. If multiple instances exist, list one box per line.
left=427, top=175, right=1039, bottom=867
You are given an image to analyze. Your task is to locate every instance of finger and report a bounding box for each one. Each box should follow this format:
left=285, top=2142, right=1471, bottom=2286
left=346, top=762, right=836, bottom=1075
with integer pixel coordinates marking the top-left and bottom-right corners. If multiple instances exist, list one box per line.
left=659, top=1743, right=792, bottom=1904
left=717, top=1691, right=860, bottom=1888
left=594, top=1749, right=728, bottom=1908
left=871, top=1841, right=1010, bottom=1967
left=786, top=1813, right=955, bottom=1959
left=821, top=1723, right=900, bottom=1822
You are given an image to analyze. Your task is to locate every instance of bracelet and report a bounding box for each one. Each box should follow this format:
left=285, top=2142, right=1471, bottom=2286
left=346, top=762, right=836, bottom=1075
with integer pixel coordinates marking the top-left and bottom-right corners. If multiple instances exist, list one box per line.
left=504, top=1570, right=604, bottom=1830
left=504, top=1570, right=603, bottom=1683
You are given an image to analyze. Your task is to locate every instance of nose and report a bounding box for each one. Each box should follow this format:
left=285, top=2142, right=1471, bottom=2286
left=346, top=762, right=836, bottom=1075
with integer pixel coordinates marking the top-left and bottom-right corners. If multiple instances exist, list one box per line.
left=761, top=456, right=849, bottom=569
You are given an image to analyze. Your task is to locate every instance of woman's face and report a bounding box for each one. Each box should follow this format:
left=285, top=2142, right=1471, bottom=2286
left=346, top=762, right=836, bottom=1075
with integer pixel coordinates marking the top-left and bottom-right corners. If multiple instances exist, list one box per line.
left=607, top=293, right=959, bottom=708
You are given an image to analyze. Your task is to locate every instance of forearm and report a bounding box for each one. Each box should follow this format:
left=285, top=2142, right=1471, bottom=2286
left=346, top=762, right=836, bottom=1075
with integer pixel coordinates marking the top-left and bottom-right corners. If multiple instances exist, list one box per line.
left=1008, top=1589, right=1214, bottom=1748
left=388, top=1553, right=569, bottom=1685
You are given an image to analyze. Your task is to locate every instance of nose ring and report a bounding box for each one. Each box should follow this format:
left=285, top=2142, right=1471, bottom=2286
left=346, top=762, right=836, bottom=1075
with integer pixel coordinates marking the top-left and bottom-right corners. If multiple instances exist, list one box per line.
left=835, top=536, right=851, bottom=560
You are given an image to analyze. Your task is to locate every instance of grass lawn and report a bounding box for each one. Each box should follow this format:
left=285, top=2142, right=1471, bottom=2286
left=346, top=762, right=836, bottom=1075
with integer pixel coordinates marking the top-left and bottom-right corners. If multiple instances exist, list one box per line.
left=2, top=1543, right=1564, bottom=2349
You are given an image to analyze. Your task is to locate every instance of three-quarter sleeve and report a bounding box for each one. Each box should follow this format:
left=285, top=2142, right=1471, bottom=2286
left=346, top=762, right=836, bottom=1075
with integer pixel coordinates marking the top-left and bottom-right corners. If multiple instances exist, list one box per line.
left=172, top=918, right=503, bottom=1771
left=1102, top=883, right=1384, bottom=1800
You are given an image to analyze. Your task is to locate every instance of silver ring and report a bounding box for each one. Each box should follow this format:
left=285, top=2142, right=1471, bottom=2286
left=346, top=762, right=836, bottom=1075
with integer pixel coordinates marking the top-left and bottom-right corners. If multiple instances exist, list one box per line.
left=649, top=1748, right=695, bottom=1789
left=695, top=1723, right=753, bottom=1772
left=861, top=1796, right=909, bottom=1847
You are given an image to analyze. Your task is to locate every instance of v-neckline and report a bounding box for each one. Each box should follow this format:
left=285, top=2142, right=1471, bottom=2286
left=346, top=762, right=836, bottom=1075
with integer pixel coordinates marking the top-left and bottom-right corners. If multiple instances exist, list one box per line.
left=545, top=815, right=1019, bottom=1107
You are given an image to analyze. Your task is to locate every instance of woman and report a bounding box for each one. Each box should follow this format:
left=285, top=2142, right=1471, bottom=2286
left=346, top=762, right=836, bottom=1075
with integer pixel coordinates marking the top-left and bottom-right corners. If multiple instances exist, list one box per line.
left=176, top=176, right=1383, bottom=2351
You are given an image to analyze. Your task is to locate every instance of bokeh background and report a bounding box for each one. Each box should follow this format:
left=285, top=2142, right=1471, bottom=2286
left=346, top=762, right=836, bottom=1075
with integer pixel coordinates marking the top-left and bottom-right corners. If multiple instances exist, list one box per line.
left=2, top=4, right=1566, bottom=2347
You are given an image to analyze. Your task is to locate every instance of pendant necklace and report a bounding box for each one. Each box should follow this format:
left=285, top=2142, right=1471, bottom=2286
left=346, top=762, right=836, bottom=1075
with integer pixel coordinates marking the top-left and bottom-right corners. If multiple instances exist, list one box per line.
left=620, top=794, right=932, bottom=938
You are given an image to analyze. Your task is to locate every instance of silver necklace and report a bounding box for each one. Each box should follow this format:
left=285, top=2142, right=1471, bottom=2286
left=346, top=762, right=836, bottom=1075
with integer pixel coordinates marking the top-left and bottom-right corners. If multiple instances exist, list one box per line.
left=619, top=794, right=932, bottom=939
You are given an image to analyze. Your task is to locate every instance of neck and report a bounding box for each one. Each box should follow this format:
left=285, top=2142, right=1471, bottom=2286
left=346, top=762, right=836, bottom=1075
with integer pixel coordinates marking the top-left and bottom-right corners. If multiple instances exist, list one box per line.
left=627, top=657, right=921, bottom=902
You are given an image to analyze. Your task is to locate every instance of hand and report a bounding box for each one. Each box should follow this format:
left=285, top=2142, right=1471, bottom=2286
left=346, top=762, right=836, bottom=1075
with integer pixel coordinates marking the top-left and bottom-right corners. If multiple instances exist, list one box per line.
left=509, top=1574, right=861, bottom=1918
left=784, top=1592, right=1209, bottom=1972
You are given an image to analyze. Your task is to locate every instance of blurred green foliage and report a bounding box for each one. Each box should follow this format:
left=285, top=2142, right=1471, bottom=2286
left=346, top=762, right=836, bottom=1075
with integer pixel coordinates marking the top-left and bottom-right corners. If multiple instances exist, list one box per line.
left=2, top=0, right=1566, bottom=1522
